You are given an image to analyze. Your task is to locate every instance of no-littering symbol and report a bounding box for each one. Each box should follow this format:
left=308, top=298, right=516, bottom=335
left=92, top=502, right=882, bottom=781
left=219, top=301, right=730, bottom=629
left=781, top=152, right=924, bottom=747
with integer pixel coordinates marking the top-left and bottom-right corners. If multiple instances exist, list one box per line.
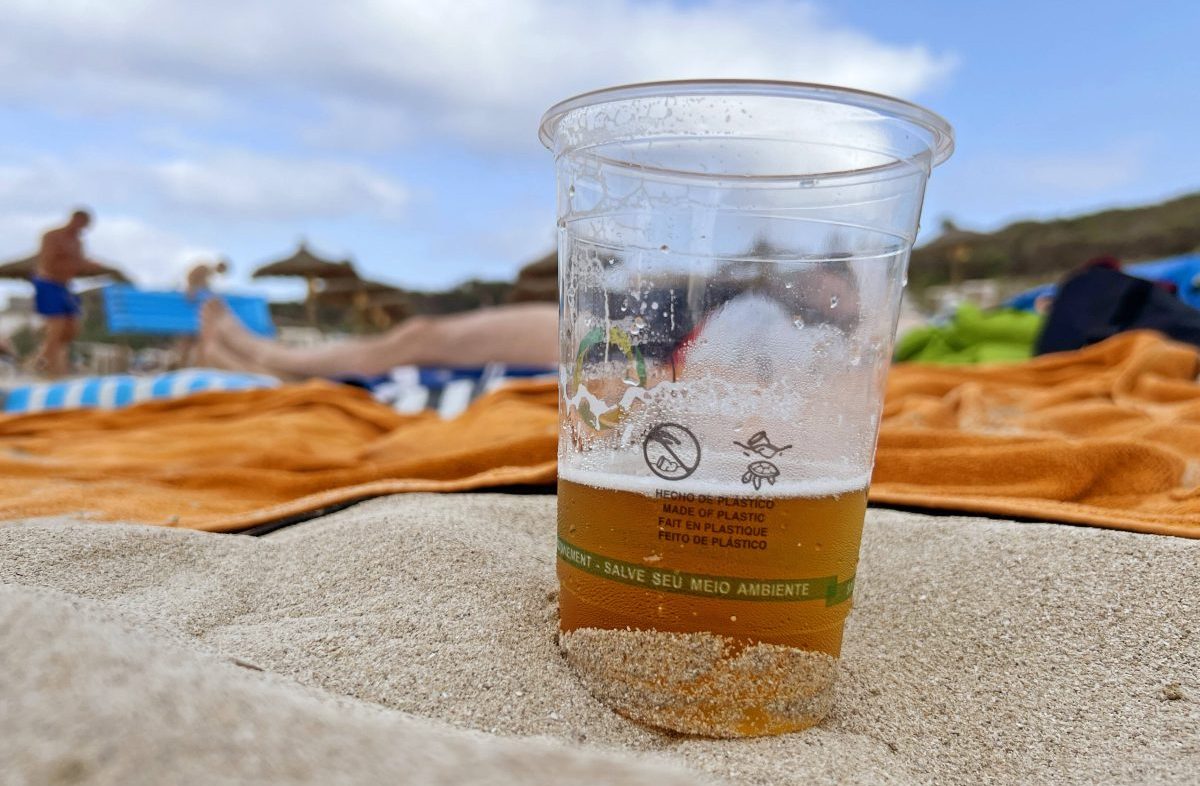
left=643, top=423, right=701, bottom=481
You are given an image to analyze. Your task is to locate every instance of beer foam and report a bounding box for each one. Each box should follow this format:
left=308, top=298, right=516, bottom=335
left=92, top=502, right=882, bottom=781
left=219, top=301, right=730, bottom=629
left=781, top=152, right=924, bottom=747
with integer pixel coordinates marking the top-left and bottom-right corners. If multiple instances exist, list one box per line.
left=559, top=464, right=870, bottom=500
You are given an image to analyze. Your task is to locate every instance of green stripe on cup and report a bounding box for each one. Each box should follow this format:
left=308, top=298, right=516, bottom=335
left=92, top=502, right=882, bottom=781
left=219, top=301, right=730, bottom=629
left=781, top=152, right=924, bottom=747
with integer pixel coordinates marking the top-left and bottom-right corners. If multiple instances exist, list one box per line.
left=557, top=537, right=854, bottom=606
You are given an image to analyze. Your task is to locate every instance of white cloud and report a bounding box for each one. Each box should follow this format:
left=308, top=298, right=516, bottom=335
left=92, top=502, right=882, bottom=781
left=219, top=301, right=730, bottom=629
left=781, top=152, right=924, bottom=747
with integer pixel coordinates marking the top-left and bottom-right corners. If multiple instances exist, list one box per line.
left=0, top=151, right=409, bottom=224
left=0, top=2, right=955, bottom=287
left=88, top=216, right=217, bottom=288
left=148, top=153, right=408, bottom=220
left=929, top=140, right=1150, bottom=233
left=0, top=0, right=955, bottom=150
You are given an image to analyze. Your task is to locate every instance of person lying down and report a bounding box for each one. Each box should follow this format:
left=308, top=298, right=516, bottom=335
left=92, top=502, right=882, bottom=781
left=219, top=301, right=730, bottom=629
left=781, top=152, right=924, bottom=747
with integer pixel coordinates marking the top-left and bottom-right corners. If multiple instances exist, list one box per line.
left=199, top=300, right=558, bottom=381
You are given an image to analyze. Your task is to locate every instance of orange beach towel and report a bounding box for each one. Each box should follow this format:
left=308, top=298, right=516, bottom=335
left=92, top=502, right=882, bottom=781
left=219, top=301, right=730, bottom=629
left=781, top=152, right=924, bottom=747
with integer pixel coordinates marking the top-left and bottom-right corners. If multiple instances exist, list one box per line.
left=0, top=331, right=1197, bottom=537
left=873, top=330, right=1200, bottom=538
left=0, top=381, right=558, bottom=532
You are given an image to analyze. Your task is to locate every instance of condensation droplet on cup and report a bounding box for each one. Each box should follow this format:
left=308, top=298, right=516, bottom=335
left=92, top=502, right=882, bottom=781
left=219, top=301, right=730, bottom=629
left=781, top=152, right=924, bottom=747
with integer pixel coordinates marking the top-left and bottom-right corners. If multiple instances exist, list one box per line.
left=568, top=184, right=575, bottom=197
left=793, top=317, right=805, bottom=329
left=659, top=244, right=669, bottom=252
left=729, top=615, right=738, bottom=622
left=830, top=295, right=839, bottom=309
left=630, top=315, right=647, bottom=335
left=784, top=282, right=793, bottom=289
left=651, top=301, right=659, bottom=310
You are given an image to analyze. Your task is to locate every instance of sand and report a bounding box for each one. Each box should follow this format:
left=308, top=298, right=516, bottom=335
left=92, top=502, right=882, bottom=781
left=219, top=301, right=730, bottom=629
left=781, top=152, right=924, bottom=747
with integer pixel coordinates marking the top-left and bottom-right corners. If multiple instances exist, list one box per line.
left=2, top=494, right=1198, bottom=784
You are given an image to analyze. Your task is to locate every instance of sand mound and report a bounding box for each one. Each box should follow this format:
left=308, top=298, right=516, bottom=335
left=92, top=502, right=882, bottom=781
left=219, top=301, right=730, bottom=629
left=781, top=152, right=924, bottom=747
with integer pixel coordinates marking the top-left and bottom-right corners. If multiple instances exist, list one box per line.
left=2, top=495, right=1197, bottom=784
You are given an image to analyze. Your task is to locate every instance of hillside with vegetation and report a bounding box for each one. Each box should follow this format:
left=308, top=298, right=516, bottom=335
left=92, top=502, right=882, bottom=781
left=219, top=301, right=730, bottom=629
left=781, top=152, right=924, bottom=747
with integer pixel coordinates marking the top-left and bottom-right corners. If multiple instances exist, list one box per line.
left=909, top=191, right=1200, bottom=291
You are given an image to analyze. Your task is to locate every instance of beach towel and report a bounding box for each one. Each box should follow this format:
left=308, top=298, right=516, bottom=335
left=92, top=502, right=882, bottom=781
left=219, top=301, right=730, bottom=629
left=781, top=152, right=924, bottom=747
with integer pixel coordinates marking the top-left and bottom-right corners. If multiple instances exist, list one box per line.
left=874, top=330, right=1200, bottom=538
left=0, top=365, right=553, bottom=417
left=0, top=380, right=557, bottom=532
left=1, top=369, right=278, bottom=414
left=0, top=331, right=1197, bottom=537
left=894, top=304, right=1043, bottom=364
left=362, top=363, right=556, bottom=418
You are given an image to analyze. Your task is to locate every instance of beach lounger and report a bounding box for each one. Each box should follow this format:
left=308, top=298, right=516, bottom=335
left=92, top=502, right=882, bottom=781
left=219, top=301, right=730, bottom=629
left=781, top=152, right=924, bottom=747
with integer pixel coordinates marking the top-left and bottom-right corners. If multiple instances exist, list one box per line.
left=103, top=285, right=276, bottom=337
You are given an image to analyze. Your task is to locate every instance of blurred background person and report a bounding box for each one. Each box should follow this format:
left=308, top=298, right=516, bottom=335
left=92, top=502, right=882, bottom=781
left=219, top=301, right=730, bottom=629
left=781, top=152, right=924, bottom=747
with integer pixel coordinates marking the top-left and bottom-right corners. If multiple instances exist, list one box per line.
left=178, top=257, right=230, bottom=367
left=186, top=257, right=230, bottom=300
left=30, top=209, right=113, bottom=377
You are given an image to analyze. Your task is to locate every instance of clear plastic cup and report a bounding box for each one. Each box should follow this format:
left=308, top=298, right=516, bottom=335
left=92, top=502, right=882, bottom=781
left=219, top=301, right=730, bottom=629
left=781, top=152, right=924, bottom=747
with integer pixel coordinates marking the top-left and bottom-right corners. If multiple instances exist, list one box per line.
left=541, top=80, right=952, bottom=737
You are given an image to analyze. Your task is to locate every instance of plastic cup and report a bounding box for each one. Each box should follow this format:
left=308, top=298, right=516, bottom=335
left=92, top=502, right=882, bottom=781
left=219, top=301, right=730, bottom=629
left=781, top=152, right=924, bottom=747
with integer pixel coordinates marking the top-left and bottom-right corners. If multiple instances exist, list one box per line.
left=540, top=80, right=952, bottom=737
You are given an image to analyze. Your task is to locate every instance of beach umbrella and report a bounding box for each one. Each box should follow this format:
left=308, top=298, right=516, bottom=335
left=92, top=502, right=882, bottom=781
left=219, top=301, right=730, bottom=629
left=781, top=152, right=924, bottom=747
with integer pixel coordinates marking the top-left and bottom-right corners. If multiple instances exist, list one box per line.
left=319, top=277, right=406, bottom=304
left=320, top=277, right=410, bottom=329
left=0, top=252, right=126, bottom=281
left=252, top=242, right=360, bottom=325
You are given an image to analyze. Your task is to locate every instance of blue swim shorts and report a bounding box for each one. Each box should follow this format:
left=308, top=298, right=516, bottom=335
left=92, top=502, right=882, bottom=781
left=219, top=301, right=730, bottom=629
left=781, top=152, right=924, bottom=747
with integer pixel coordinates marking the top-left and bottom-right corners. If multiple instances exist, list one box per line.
left=32, top=278, right=81, bottom=318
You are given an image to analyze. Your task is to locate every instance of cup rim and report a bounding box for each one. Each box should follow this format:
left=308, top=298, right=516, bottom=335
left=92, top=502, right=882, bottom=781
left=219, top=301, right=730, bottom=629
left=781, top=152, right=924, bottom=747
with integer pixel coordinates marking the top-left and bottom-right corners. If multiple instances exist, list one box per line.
left=538, top=79, right=954, bottom=172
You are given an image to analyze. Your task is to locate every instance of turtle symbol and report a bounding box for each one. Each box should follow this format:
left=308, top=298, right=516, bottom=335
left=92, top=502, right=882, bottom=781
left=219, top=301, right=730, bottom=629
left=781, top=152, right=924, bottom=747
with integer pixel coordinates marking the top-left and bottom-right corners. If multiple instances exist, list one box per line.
left=741, top=460, right=779, bottom=490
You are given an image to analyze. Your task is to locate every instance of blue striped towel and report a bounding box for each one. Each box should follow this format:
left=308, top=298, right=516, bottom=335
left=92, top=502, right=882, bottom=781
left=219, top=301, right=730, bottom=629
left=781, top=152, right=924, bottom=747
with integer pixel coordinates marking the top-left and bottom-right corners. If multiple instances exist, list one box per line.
left=365, top=364, right=556, bottom=419
left=0, top=365, right=556, bottom=417
left=2, top=370, right=279, bottom=414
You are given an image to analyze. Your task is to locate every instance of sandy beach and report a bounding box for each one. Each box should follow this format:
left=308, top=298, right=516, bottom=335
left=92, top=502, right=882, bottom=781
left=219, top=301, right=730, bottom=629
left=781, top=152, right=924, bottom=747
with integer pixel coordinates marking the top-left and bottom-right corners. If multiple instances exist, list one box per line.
left=2, top=494, right=1197, bottom=784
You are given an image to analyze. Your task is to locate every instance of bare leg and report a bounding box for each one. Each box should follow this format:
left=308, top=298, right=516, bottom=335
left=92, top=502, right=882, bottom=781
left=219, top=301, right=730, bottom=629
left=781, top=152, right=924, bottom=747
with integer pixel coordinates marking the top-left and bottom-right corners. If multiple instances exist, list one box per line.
left=201, top=300, right=427, bottom=377
left=201, top=300, right=557, bottom=379
left=32, top=317, right=73, bottom=378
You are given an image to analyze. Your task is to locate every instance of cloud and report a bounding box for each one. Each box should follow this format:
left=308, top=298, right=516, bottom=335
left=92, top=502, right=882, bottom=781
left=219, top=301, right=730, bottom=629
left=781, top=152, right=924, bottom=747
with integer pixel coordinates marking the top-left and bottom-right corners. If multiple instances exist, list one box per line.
left=928, top=140, right=1150, bottom=232
left=148, top=153, right=408, bottom=220
left=0, top=151, right=409, bottom=224
left=0, top=2, right=956, bottom=287
left=88, top=216, right=218, bottom=288
left=0, top=0, right=955, bottom=150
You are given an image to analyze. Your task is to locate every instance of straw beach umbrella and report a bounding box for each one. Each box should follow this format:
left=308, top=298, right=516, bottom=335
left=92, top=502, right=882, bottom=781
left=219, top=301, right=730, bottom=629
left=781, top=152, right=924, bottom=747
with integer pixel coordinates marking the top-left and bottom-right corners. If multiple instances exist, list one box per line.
left=252, top=242, right=359, bottom=325
left=320, top=277, right=410, bottom=329
left=0, top=252, right=126, bottom=281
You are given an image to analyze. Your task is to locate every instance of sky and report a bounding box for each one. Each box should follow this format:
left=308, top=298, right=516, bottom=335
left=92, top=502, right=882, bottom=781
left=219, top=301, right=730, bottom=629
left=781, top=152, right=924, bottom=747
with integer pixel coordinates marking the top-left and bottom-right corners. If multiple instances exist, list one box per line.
left=0, top=0, right=1196, bottom=300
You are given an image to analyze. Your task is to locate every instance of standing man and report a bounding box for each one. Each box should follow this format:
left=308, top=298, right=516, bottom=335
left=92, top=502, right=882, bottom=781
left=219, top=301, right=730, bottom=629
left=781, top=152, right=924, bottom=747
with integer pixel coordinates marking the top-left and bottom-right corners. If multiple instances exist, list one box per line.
left=31, top=209, right=112, bottom=376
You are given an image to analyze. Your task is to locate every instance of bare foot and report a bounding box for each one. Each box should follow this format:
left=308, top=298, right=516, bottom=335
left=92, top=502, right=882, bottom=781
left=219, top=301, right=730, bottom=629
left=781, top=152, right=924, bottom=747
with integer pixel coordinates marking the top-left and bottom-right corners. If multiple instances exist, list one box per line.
left=199, top=298, right=230, bottom=346
left=199, top=335, right=282, bottom=377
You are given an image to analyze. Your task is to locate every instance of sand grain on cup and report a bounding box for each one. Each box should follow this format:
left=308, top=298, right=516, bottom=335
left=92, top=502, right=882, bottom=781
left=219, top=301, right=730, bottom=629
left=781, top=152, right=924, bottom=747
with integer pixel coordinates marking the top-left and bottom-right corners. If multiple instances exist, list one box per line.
left=560, top=627, right=837, bottom=738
